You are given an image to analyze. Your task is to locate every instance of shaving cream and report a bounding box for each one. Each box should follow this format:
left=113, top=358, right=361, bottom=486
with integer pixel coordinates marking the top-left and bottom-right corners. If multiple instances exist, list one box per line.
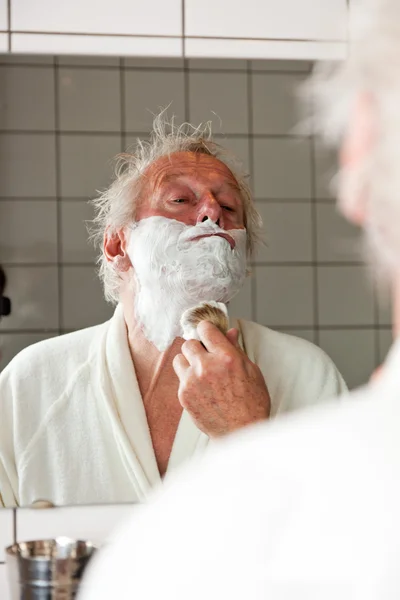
left=126, top=216, right=247, bottom=351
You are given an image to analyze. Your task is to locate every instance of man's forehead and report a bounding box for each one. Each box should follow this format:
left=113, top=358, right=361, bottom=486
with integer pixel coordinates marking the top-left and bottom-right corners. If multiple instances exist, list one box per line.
left=144, top=151, right=239, bottom=188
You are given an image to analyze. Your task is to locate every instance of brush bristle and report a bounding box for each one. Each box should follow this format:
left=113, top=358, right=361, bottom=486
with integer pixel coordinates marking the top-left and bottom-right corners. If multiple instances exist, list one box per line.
left=180, top=301, right=229, bottom=341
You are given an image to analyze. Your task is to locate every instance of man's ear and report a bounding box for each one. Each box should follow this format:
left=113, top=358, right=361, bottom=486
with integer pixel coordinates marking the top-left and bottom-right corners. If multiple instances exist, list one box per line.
left=338, top=93, right=376, bottom=226
left=103, top=228, right=131, bottom=272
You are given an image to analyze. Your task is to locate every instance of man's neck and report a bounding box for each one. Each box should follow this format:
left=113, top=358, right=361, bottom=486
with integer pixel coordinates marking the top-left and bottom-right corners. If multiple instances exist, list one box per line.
left=122, top=301, right=185, bottom=477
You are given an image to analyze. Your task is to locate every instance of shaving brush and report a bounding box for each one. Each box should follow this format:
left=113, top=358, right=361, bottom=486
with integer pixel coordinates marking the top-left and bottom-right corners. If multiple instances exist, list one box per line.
left=180, top=301, right=229, bottom=341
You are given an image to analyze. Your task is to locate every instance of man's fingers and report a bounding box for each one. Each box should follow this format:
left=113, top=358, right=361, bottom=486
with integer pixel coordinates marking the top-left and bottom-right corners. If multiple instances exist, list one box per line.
left=172, top=353, right=190, bottom=379
left=181, top=339, right=207, bottom=364
left=197, top=321, right=235, bottom=354
left=226, top=328, right=240, bottom=348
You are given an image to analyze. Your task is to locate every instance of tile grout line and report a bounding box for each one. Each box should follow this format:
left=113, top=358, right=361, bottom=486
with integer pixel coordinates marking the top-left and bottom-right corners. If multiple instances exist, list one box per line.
left=53, top=57, right=63, bottom=335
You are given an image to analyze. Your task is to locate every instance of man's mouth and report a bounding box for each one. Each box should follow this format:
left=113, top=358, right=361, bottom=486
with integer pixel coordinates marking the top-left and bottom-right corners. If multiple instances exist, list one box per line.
left=189, top=233, right=236, bottom=249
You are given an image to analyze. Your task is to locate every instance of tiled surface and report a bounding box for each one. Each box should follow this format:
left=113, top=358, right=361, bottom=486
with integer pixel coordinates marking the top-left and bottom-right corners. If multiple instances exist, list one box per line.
left=318, top=329, right=376, bottom=390
left=185, top=0, right=347, bottom=41
left=0, top=66, right=55, bottom=130
left=60, top=201, right=97, bottom=263
left=0, top=0, right=7, bottom=31
left=0, top=200, right=57, bottom=263
left=124, top=70, right=185, bottom=132
left=189, top=72, right=248, bottom=134
left=61, top=266, right=114, bottom=329
left=59, top=134, right=121, bottom=198
left=252, top=74, right=305, bottom=135
left=16, top=504, right=135, bottom=546
left=253, top=138, right=312, bottom=199
left=11, top=0, right=182, bottom=36
left=58, top=68, right=121, bottom=132
left=1, top=56, right=389, bottom=389
left=0, top=510, right=14, bottom=562
left=317, top=266, right=375, bottom=326
left=255, top=202, right=312, bottom=263
left=255, top=266, right=314, bottom=327
left=0, top=133, right=57, bottom=197
left=0, top=266, right=59, bottom=331
left=316, top=203, right=362, bottom=262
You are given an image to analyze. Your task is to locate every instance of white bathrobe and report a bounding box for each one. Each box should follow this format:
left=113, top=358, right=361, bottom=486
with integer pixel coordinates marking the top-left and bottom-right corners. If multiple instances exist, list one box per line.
left=79, top=341, right=400, bottom=600
left=0, top=305, right=346, bottom=507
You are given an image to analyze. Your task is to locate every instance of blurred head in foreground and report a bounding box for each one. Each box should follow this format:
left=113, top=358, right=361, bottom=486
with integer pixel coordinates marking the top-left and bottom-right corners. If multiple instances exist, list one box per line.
left=78, top=1, right=400, bottom=599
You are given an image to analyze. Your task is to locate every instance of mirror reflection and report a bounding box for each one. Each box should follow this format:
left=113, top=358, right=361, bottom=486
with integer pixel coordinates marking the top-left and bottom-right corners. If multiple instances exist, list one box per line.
left=0, top=55, right=390, bottom=508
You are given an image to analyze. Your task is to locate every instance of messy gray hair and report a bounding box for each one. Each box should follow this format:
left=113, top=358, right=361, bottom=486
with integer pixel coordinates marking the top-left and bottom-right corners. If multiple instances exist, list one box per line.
left=91, top=113, right=263, bottom=304
left=306, top=0, right=400, bottom=278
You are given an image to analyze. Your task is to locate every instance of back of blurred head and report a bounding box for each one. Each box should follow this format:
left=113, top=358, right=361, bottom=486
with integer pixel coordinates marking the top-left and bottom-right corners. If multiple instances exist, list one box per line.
left=311, top=0, right=400, bottom=299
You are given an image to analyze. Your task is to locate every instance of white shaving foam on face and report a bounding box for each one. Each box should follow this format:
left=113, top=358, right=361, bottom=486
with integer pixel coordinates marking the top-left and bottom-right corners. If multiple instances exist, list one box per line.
left=126, top=216, right=247, bottom=351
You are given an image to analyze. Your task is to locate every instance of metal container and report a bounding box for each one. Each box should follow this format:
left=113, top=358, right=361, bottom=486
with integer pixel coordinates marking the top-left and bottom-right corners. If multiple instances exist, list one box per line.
left=5, top=537, right=97, bottom=599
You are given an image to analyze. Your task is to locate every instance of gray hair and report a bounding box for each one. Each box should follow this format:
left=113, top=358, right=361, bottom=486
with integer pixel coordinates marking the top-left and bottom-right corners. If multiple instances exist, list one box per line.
left=91, top=113, right=263, bottom=304
left=306, top=0, right=400, bottom=277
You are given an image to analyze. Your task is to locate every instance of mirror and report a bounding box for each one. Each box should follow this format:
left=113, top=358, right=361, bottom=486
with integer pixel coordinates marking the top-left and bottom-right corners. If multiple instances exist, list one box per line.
left=0, top=54, right=391, bottom=507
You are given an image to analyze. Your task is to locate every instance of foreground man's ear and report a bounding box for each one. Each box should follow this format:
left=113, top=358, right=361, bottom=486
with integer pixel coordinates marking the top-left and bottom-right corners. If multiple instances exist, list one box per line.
left=103, top=228, right=131, bottom=271
left=338, top=92, right=376, bottom=226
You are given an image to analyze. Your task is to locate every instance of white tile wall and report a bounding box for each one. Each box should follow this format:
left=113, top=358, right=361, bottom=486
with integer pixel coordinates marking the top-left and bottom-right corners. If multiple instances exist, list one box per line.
left=59, top=134, right=121, bottom=197
left=16, top=504, right=135, bottom=546
left=124, top=70, right=185, bottom=133
left=0, top=0, right=7, bottom=30
left=0, top=510, right=14, bottom=561
left=0, top=33, right=7, bottom=51
left=11, top=0, right=182, bottom=36
left=253, top=138, right=312, bottom=199
left=0, top=200, right=57, bottom=263
left=0, top=133, right=57, bottom=197
left=255, top=265, right=314, bottom=327
left=255, top=202, right=312, bottom=263
left=185, top=0, right=347, bottom=41
left=316, top=203, right=362, bottom=262
left=0, top=66, right=55, bottom=130
left=317, top=266, right=375, bottom=326
left=60, top=201, right=97, bottom=263
left=0, top=57, right=390, bottom=389
left=319, top=330, right=376, bottom=390
left=11, top=34, right=182, bottom=58
left=61, top=266, right=114, bottom=329
left=58, top=68, right=121, bottom=132
left=252, top=74, right=305, bottom=135
left=189, top=72, right=249, bottom=134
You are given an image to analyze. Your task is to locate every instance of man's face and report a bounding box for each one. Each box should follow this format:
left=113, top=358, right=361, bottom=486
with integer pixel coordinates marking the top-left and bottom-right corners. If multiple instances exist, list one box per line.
left=135, top=151, right=245, bottom=234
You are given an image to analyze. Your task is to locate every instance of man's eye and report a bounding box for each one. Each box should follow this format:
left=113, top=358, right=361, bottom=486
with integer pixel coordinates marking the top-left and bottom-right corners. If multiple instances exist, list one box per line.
left=173, top=198, right=187, bottom=203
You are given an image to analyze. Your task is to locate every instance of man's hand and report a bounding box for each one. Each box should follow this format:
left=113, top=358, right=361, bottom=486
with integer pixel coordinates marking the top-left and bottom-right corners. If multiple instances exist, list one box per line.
left=173, top=321, right=271, bottom=438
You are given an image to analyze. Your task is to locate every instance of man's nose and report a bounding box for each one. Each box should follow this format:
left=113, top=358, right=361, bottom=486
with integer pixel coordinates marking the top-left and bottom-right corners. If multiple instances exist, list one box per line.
left=197, top=196, right=223, bottom=227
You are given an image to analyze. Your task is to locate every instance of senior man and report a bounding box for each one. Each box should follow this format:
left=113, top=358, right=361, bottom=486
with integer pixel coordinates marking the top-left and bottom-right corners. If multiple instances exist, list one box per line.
left=79, top=1, right=400, bottom=599
left=0, top=117, right=345, bottom=507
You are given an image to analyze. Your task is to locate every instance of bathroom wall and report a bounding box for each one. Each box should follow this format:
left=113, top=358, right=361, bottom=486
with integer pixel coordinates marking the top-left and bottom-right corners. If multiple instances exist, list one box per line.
left=0, top=54, right=392, bottom=388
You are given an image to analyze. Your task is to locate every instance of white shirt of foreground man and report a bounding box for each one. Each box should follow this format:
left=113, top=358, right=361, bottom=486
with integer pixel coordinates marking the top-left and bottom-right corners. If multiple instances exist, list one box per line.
left=79, top=354, right=400, bottom=600
left=79, top=0, right=400, bottom=597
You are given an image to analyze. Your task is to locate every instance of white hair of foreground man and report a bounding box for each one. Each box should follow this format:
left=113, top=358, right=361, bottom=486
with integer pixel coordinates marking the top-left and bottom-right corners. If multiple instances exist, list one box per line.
left=91, top=113, right=263, bottom=304
left=307, top=0, right=400, bottom=279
